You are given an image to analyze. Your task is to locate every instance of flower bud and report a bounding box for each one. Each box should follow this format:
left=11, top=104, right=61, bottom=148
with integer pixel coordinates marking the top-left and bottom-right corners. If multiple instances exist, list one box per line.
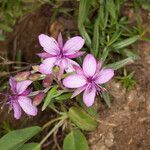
left=14, top=71, right=30, bottom=81
left=42, top=74, right=53, bottom=88
left=29, top=73, right=41, bottom=81
left=33, top=92, right=45, bottom=106
left=32, top=65, right=39, bottom=72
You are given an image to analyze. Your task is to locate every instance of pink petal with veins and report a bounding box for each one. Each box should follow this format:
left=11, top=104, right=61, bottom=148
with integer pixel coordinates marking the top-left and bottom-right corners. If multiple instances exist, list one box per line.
left=63, top=36, right=84, bottom=54
left=39, top=57, right=56, bottom=75
left=95, top=68, right=114, bottom=84
left=65, top=51, right=85, bottom=59
left=57, top=32, right=63, bottom=49
left=83, top=54, right=97, bottom=77
left=36, top=52, right=55, bottom=58
left=13, top=102, right=22, bottom=120
left=38, top=34, right=59, bottom=54
left=16, top=80, right=32, bottom=95
left=83, top=86, right=96, bottom=107
left=63, top=74, right=87, bottom=88
left=18, top=96, right=38, bottom=116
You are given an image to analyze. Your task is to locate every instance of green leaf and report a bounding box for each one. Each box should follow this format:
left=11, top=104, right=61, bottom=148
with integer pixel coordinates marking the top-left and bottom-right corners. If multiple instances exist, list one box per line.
left=19, top=143, right=40, bottom=150
left=112, top=36, right=139, bottom=49
left=107, top=30, right=122, bottom=46
left=101, top=47, right=110, bottom=61
left=42, top=86, right=58, bottom=111
left=106, top=57, right=134, bottom=70
left=99, top=0, right=105, bottom=29
left=78, top=0, right=91, bottom=47
left=120, top=49, right=139, bottom=60
left=102, top=92, right=111, bottom=107
left=55, top=93, right=72, bottom=101
left=0, top=34, right=5, bottom=41
left=63, top=130, right=89, bottom=150
left=0, top=126, right=41, bottom=150
left=92, top=7, right=100, bottom=57
left=106, top=0, right=117, bottom=21
left=78, top=0, right=91, bottom=25
left=0, top=23, right=13, bottom=32
left=68, top=106, right=97, bottom=131
left=76, top=95, right=98, bottom=118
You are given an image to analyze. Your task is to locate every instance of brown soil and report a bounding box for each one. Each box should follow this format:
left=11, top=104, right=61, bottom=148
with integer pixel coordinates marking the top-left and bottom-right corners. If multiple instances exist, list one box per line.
left=0, top=3, right=150, bottom=150
left=88, top=10, right=150, bottom=150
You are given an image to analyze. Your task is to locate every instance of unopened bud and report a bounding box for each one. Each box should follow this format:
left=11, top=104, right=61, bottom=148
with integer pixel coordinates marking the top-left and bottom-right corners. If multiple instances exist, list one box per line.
left=32, top=65, right=39, bottom=72
left=43, top=74, right=53, bottom=88
left=29, top=73, right=41, bottom=81
left=14, top=71, right=30, bottom=81
left=33, top=92, right=45, bottom=106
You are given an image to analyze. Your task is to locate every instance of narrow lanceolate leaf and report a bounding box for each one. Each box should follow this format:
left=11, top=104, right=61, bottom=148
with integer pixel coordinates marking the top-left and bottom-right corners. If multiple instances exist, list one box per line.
left=78, top=0, right=91, bottom=25
left=79, top=25, right=91, bottom=48
left=92, top=7, right=100, bottom=57
left=55, top=93, right=72, bottom=101
left=106, top=0, right=117, bottom=21
left=68, top=106, right=97, bottom=131
left=19, top=143, right=40, bottom=150
left=42, top=86, right=61, bottom=111
left=0, top=126, right=41, bottom=150
left=112, top=36, right=140, bottom=49
left=106, top=57, right=134, bottom=70
left=107, top=30, right=122, bottom=46
left=63, top=130, right=89, bottom=150
left=102, top=92, right=111, bottom=108
left=78, top=0, right=91, bottom=47
left=120, top=49, right=139, bottom=60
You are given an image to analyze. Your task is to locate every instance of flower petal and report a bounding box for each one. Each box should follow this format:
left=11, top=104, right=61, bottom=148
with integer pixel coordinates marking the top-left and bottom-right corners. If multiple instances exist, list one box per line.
left=63, top=74, right=87, bottom=88
left=65, top=51, right=85, bottom=58
left=95, top=68, right=114, bottom=84
left=65, top=59, right=80, bottom=73
left=73, top=65, right=84, bottom=75
left=9, top=77, right=16, bottom=93
left=83, top=86, right=96, bottom=107
left=63, top=36, right=84, bottom=54
left=38, top=34, right=59, bottom=54
left=57, top=59, right=67, bottom=80
left=71, top=86, right=86, bottom=98
left=83, top=54, right=97, bottom=77
left=13, top=102, right=22, bottom=120
left=18, top=96, right=38, bottom=116
left=16, top=80, right=32, bottom=95
left=57, top=32, right=63, bottom=49
left=39, top=57, right=56, bottom=75
left=36, top=52, right=55, bottom=59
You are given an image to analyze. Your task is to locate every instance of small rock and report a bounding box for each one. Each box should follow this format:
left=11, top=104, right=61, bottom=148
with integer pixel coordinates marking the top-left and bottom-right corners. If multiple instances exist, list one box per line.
left=105, top=132, right=114, bottom=147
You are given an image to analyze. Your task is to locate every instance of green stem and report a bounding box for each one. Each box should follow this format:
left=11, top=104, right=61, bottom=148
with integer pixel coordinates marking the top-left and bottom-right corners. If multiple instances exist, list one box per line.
left=42, top=116, right=63, bottom=130
left=40, top=117, right=66, bottom=146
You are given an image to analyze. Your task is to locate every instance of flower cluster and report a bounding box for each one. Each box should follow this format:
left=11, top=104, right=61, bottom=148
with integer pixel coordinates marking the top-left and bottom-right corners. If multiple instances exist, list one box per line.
left=8, top=33, right=114, bottom=119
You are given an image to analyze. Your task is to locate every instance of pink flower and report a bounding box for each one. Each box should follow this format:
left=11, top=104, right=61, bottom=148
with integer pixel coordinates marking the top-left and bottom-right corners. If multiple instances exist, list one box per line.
left=37, top=33, right=85, bottom=80
left=63, top=54, right=114, bottom=107
left=9, top=77, right=38, bottom=119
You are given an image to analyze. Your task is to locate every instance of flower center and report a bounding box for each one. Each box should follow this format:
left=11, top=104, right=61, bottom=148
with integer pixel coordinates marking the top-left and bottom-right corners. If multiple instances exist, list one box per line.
left=87, top=77, right=94, bottom=83
left=58, top=50, right=64, bottom=58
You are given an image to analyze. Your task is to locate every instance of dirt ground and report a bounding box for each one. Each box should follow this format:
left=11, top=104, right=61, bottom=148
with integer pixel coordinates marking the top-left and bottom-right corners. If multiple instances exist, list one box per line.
left=88, top=10, right=150, bottom=150
left=0, top=3, right=150, bottom=150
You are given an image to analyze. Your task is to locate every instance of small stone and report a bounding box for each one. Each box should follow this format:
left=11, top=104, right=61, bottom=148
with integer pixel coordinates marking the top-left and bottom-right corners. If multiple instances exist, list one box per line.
left=105, top=132, right=114, bottom=147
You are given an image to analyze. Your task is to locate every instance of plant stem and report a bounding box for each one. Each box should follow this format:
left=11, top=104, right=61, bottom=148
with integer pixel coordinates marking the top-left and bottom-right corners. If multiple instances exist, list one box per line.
left=40, top=117, right=66, bottom=146
left=42, top=116, right=63, bottom=130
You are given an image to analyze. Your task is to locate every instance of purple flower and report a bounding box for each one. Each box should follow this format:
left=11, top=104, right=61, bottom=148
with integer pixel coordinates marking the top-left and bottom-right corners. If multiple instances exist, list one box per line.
left=63, top=54, right=114, bottom=107
left=9, top=77, right=38, bottom=119
left=37, top=33, right=85, bottom=79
